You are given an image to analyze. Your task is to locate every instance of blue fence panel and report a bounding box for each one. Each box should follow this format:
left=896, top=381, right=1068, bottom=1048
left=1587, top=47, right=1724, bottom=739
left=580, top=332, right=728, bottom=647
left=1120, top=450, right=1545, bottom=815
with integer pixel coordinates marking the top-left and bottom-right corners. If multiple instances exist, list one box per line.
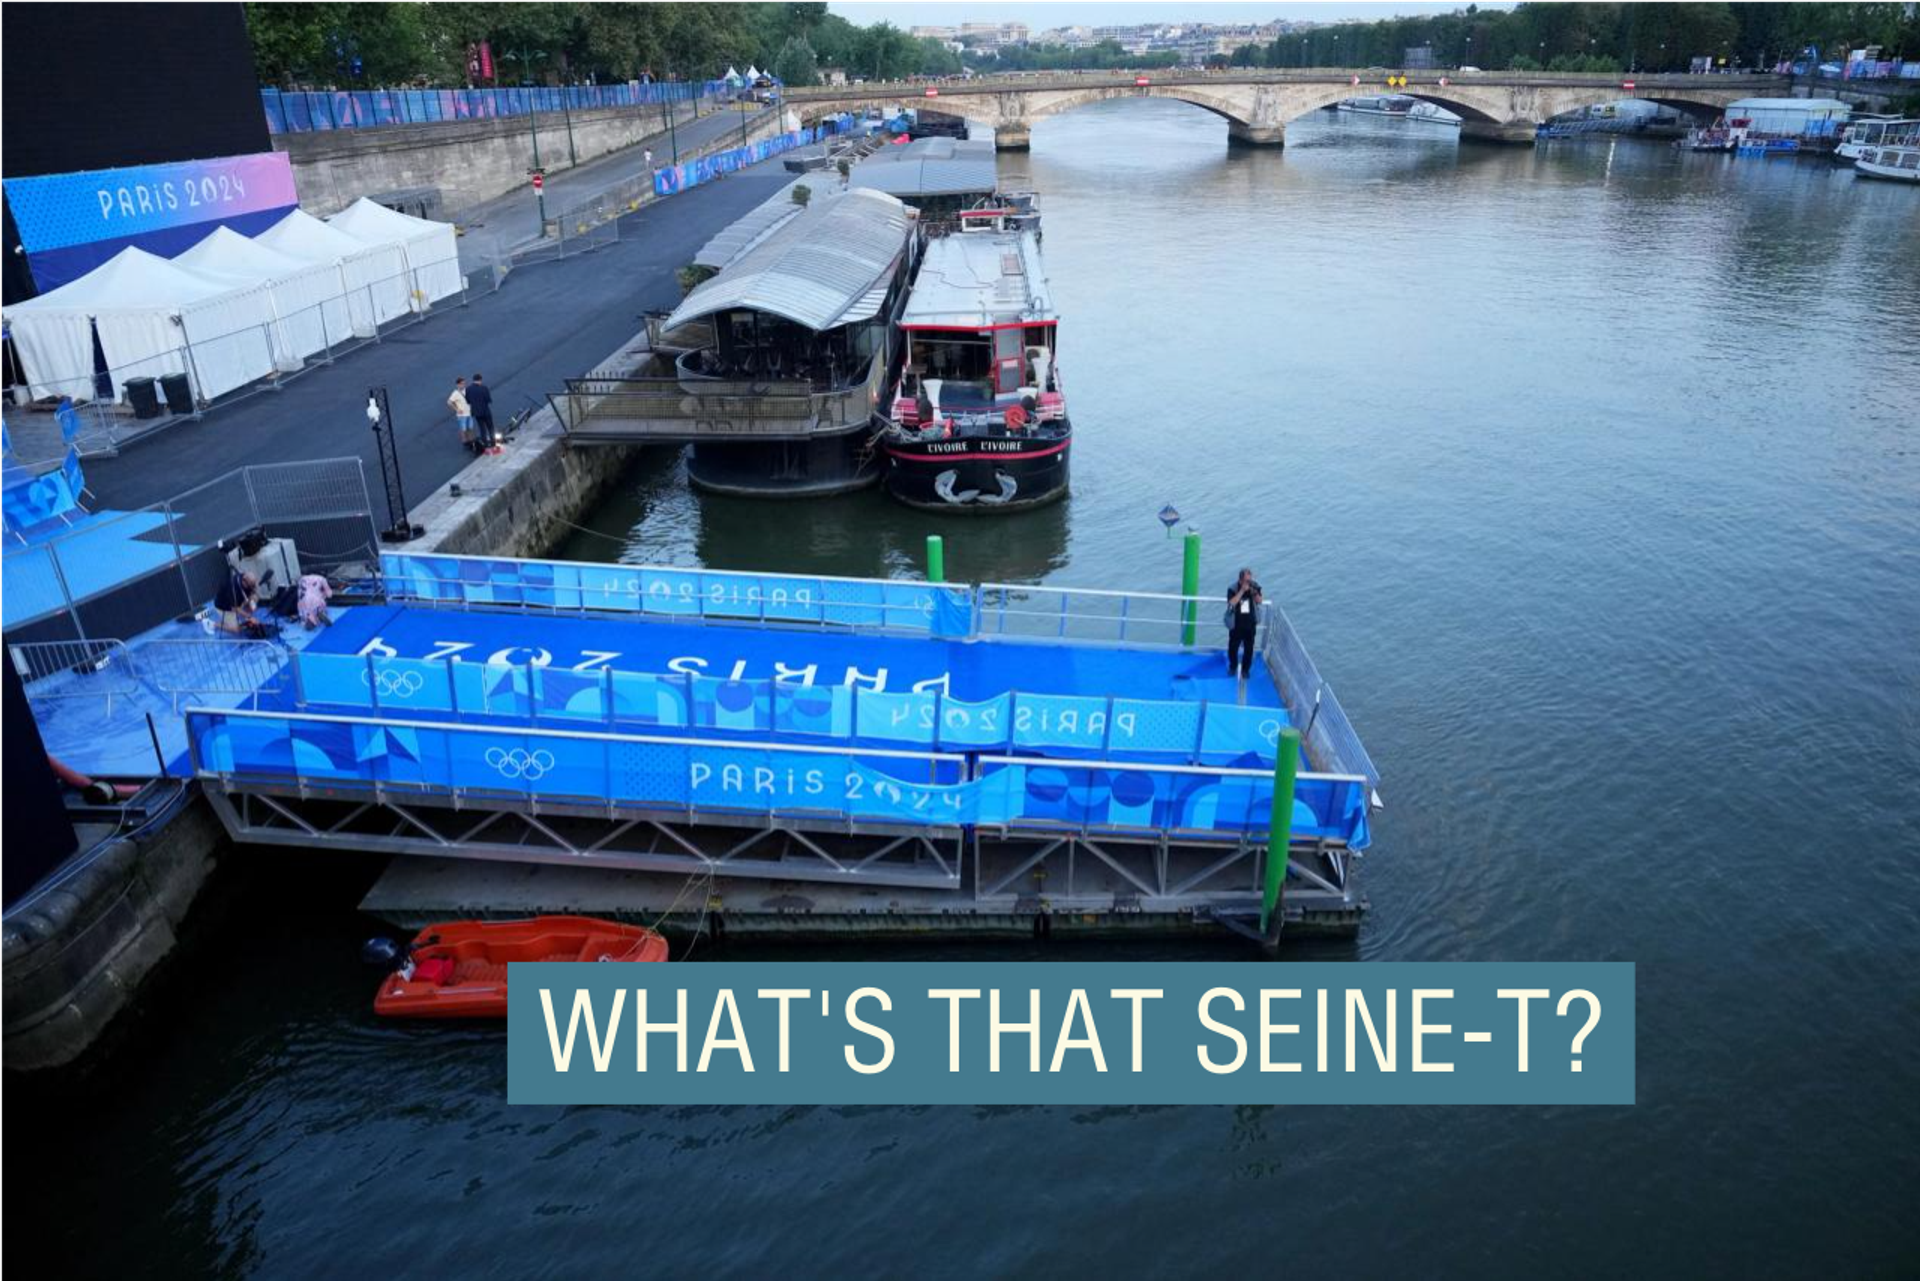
left=1010, top=692, right=1112, bottom=753
left=1108, top=698, right=1202, bottom=756
left=689, top=675, right=773, bottom=732
left=534, top=665, right=610, bottom=725
left=295, top=652, right=375, bottom=710
left=1198, top=701, right=1290, bottom=766
left=610, top=671, right=692, bottom=728
left=369, top=656, right=455, bottom=714
left=773, top=682, right=851, bottom=738
left=854, top=689, right=938, bottom=745
left=936, top=694, right=1010, bottom=750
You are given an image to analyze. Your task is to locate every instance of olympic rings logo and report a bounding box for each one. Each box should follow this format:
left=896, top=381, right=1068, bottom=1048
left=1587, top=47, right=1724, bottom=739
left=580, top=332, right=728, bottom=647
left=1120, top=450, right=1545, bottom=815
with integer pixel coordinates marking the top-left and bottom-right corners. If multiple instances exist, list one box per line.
left=485, top=747, right=555, bottom=781
left=360, top=668, right=426, bottom=698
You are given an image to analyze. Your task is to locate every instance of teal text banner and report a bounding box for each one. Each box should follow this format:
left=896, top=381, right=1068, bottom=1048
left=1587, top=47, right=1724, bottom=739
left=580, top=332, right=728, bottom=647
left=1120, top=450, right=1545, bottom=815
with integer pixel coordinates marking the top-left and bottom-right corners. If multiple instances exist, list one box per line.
left=507, top=963, right=1633, bottom=1105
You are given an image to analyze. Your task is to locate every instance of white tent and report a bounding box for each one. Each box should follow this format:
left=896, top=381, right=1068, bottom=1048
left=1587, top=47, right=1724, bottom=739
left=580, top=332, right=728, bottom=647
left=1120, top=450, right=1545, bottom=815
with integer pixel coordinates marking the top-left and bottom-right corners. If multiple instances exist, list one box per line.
left=326, top=198, right=463, bottom=309
left=256, top=209, right=410, bottom=336
left=4, top=247, right=277, bottom=404
left=174, top=226, right=349, bottom=369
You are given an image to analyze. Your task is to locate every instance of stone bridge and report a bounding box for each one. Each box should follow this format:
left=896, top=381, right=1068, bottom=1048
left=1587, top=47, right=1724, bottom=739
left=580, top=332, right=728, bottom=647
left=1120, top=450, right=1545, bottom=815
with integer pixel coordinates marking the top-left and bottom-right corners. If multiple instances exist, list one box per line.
left=787, top=69, right=1787, bottom=148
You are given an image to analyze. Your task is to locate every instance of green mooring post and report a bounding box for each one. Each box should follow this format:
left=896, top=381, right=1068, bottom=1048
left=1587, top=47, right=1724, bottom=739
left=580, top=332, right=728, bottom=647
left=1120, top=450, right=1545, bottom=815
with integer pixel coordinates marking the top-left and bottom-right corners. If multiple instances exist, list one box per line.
left=926, top=534, right=945, bottom=583
left=1180, top=528, right=1202, bottom=646
left=1261, top=728, right=1302, bottom=937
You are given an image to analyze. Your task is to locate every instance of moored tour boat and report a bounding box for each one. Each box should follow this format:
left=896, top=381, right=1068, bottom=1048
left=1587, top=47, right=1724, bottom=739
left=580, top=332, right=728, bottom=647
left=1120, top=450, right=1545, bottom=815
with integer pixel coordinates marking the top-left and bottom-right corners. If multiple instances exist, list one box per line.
left=879, top=206, right=1069, bottom=512
left=373, top=916, right=668, bottom=1019
left=1853, top=143, right=1920, bottom=184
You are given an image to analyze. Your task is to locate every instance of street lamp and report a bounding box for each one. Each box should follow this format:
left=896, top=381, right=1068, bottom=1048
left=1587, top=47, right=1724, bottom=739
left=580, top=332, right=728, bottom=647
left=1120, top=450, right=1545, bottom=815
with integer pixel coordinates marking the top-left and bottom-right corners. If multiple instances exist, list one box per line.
left=365, top=387, right=422, bottom=543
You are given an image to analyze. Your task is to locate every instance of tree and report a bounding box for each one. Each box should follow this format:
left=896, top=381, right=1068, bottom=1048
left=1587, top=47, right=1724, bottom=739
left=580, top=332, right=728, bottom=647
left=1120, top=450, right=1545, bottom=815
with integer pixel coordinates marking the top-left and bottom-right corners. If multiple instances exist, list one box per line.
left=775, top=35, right=819, bottom=87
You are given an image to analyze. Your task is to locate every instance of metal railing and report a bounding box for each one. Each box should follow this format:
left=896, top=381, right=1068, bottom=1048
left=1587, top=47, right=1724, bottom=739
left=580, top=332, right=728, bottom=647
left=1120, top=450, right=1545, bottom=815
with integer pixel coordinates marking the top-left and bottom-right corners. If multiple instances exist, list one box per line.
left=140, top=639, right=291, bottom=712
left=1262, top=601, right=1380, bottom=797
left=8, top=639, right=139, bottom=713
left=184, top=705, right=1367, bottom=846
left=2, top=457, right=378, bottom=639
left=977, top=582, right=1226, bottom=649
left=12, top=636, right=289, bottom=717
left=554, top=360, right=885, bottom=442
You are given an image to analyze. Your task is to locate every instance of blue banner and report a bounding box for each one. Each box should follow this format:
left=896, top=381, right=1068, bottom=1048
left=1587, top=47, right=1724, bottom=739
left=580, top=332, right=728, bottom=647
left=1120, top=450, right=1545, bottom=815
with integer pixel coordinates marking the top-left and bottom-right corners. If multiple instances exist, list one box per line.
left=653, top=130, right=818, bottom=198
left=188, top=709, right=1370, bottom=846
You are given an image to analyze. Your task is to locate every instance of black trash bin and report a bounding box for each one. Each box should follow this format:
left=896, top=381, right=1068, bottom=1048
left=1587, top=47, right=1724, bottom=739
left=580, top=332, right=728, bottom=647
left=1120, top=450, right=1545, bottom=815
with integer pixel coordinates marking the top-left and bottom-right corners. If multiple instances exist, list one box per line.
left=159, top=372, right=193, bottom=415
left=125, top=376, right=162, bottom=419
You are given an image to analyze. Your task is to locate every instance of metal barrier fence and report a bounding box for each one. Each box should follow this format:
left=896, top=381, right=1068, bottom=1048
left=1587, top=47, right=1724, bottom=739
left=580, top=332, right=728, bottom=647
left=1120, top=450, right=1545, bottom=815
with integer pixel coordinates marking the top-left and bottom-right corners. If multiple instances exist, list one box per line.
left=7, top=638, right=139, bottom=713
left=978, top=583, right=1220, bottom=649
left=1262, top=601, right=1381, bottom=796
left=262, top=82, right=727, bottom=135
left=7, top=262, right=488, bottom=461
left=141, top=639, right=291, bottom=712
left=3, top=457, right=378, bottom=642
left=11, top=636, right=289, bottom=717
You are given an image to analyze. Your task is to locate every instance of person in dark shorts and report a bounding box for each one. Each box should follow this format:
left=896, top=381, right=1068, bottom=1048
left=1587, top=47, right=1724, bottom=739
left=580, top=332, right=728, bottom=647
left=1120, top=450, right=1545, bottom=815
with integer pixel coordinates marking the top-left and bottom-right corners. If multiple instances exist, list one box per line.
left=1225, top=568, right=1263, bottom=679
left=467, top=372, right=499, bottom=455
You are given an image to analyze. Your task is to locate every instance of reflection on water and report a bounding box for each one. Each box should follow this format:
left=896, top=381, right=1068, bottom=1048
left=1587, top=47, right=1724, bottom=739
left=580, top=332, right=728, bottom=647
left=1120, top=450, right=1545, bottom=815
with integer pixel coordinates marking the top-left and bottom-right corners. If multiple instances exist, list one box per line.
left=559, top=446, right=1075, bottom=585
left=13, top=96, right=1920, bottom=1278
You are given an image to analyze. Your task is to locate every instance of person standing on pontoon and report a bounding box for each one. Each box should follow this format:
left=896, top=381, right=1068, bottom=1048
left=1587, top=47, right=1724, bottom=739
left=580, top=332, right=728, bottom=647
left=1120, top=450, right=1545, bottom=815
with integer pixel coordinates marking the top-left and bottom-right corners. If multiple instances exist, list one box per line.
left=1226, top=568, right=1263, bottom=681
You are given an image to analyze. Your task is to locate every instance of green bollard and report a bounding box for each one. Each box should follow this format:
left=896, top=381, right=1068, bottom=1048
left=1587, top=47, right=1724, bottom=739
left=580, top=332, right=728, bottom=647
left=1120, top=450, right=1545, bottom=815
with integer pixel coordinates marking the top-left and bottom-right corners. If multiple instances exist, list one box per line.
left=1261, top=728, right=1302, bottom=937
left=926, top=534, right=945, bottom=584
left=1180, top=528, right=1202, bottom=646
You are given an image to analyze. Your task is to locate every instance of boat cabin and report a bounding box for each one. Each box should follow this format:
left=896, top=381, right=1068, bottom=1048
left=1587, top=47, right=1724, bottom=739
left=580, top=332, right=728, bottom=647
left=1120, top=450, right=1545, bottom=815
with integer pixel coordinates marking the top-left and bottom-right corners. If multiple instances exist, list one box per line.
left=889, top=221, right=1062, bottom=436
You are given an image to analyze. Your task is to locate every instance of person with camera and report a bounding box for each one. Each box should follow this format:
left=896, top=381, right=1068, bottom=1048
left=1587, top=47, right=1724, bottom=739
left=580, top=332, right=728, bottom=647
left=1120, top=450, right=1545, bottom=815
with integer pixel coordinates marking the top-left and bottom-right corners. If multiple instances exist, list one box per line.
left=1225, top=567, right=1263, bottom=681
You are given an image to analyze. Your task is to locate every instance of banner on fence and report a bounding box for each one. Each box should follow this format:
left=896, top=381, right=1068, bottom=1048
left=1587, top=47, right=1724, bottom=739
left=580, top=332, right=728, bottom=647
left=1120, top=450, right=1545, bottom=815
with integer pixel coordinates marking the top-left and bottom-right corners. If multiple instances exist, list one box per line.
left=187, top=708, right=1371, bottom=844
left=654, top=129, right=817, bottom=198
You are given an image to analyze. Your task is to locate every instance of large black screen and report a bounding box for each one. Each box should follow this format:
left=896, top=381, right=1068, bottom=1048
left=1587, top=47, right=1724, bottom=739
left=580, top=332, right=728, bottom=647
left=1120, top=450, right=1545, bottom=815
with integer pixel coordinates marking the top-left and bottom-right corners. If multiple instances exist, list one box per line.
left=2, top=2, right=265, bottom=176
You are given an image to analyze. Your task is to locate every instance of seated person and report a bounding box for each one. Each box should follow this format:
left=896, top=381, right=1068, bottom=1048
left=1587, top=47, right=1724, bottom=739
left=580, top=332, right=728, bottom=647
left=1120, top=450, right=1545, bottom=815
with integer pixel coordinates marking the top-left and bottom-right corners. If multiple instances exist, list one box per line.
left=214, top=570, right=271, bottom=638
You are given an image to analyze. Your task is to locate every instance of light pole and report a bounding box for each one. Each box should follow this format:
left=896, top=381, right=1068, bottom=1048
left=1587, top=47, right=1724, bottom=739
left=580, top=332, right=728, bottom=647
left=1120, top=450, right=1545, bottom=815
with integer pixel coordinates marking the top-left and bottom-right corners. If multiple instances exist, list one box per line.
left=508, top=49, right=549, bottom=234
left=366, top=387, right=422, bottom=543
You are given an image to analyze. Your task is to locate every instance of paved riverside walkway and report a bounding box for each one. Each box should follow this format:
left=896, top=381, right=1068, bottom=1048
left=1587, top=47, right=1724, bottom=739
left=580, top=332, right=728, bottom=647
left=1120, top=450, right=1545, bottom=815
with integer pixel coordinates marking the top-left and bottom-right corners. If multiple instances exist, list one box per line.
left=455, top=101, right=778, bottom=268
left=80, top=156, right=800, bottom=514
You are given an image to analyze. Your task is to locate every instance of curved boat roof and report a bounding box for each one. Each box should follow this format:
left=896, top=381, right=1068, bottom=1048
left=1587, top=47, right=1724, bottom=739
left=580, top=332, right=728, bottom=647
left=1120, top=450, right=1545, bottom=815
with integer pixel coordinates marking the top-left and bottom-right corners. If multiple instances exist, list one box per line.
left=666, top=188, right=912, bottom=333
left=693, top=178, right=816, bottom=270
left=849, top=137, right=998, bottom=199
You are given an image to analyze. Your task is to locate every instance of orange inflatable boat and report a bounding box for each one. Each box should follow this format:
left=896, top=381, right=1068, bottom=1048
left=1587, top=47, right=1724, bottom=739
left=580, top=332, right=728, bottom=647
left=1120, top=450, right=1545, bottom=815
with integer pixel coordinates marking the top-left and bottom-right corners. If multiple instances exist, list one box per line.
left=373, top=916, right=668, bottom=1019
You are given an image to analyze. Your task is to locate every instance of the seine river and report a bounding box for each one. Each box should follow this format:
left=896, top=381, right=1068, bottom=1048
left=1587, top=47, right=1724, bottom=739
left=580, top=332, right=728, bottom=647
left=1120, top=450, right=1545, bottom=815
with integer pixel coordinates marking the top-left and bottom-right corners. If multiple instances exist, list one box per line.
left=13, top=99, right=1918, bottom=1276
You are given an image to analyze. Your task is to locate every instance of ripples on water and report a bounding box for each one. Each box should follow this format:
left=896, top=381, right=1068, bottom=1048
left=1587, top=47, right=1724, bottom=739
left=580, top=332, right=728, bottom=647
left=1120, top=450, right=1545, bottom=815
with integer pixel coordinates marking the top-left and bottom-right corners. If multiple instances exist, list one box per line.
left=12, top=101, right=1919, bottom=1276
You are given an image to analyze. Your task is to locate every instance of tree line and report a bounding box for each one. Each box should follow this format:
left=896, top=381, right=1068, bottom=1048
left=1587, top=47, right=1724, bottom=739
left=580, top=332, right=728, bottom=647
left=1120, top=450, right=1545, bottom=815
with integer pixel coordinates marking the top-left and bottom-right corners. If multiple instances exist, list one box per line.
left=244, top=2, right=960, bottom=88
left=1225, top=3, right=1917, bottom=74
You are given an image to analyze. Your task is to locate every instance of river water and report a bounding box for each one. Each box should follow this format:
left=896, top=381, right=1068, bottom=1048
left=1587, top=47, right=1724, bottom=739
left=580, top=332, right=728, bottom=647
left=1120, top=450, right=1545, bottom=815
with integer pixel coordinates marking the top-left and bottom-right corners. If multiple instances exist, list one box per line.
left=12, top=101, right=1919, bottom=1276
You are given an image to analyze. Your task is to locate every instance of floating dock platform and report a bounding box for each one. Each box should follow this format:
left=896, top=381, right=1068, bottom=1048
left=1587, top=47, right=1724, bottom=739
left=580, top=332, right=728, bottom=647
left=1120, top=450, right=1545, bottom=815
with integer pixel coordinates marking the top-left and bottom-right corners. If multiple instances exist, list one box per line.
left=22, top=550, right=1381, bottom=940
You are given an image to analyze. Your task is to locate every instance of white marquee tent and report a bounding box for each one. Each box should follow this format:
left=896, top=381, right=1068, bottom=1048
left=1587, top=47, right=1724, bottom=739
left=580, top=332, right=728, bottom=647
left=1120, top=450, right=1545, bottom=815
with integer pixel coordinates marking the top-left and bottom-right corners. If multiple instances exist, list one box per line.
left=256, top=209, right=410, bottom=335
left=173, top=226, right=349, bottom=369
left=326, top=198, right=463, bottom=309
left=4, top=246, right=278, bottom=404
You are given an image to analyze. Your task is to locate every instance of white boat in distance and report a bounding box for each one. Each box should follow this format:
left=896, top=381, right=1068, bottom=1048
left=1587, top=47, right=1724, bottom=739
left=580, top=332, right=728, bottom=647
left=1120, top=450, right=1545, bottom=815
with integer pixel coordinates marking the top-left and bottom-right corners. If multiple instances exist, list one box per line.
left=1836, top=117, right=1919, bottom=165
left=1854, top=143, right=1920, bottom=183
left=1335, top=95, right=1460, bottom=126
